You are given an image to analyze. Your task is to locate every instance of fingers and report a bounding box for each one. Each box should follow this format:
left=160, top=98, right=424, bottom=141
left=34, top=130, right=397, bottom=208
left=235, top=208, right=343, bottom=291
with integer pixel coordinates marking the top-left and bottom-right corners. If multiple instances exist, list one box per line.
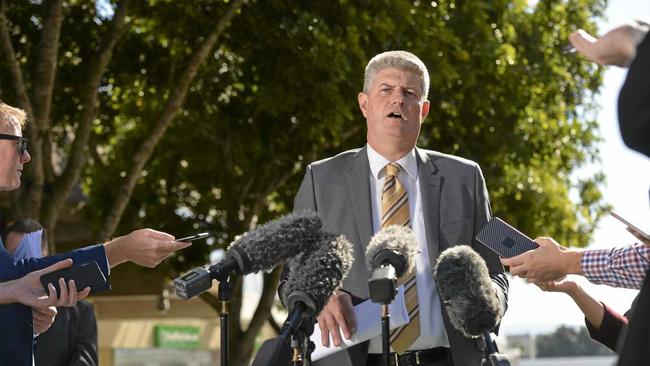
left=39, top=259, right=74, bottom=275
left=168, top=240, right=192, bottom=252
left=57, top=278, right=69, bottom=306
left=140, top=228, right=175, bottom=241
left=318, top=314, right=331, bottom=347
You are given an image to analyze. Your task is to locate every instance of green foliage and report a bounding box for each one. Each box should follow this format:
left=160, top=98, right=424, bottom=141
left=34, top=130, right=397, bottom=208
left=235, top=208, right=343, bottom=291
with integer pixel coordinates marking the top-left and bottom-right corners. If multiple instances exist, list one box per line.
left=1, top=0, right=610, bottom=362
left=536, top=325, right=614, bottom=357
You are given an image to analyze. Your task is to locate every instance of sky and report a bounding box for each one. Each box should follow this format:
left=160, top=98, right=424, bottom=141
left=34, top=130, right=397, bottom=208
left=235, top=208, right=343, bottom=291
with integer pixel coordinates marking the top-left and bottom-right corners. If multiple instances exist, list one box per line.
left=499, top=0, right=650, bottom=336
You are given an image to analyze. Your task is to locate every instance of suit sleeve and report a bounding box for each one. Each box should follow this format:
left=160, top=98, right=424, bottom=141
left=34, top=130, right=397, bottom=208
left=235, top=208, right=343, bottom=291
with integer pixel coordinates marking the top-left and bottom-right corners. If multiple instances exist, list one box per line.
left=618, top=33, right=650, bottom=157
left=470, top=164, right=509, bottom=316
left=585, top=302, right=628, bottom=352
left=0, top=244, right=111, bottom=291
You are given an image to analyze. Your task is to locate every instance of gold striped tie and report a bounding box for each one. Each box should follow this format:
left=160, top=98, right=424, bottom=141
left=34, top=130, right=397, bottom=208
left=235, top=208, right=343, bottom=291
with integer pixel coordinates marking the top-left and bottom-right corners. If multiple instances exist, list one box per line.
left=382, top=163, right=419, bottom=354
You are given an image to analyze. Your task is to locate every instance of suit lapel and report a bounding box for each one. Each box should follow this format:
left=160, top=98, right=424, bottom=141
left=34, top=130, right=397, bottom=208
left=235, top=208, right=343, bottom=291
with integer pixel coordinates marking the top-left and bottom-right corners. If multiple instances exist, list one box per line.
left=345, top=146, right=373, bottom=253
left=416, top=148, right=442, bottom=263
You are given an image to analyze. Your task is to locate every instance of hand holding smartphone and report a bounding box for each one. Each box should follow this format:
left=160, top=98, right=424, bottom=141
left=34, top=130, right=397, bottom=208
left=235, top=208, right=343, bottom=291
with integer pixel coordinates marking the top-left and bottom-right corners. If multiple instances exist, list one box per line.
left=475, top=217, right=539, bottom=258
left=40, top=261, right=107, bottom=295
left=176, top=232, right=210, bottom=242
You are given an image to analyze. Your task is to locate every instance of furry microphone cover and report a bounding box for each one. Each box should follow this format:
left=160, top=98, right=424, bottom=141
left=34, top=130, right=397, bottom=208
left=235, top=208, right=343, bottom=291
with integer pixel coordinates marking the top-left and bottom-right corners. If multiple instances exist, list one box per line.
left=365, top=225, right=418, bottom=277
left=434, top=245, right=502, bottom=338
left=226, top=211, right=323, bottom=273
left=281, top=233, right=354, bottom=316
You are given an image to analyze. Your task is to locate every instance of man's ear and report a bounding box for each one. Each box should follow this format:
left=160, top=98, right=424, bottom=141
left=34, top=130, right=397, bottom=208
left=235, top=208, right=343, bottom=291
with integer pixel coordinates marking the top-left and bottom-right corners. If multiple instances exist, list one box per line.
left=420, top=99, right=430, bottom=122
left=358, top=92, right=368, bottom=118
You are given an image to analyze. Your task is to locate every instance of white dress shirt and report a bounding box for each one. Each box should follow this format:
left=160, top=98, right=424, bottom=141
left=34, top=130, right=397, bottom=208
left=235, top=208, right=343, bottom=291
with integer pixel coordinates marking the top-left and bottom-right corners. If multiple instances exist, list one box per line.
left=366, top=144, right=450, bottom=353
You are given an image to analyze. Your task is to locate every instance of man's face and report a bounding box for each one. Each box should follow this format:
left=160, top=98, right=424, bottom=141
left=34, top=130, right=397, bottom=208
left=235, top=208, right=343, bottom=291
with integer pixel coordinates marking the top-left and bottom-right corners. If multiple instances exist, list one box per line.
left=0, top=119, right=30, bottom=191
left=358, top=68, right=430, bottom=154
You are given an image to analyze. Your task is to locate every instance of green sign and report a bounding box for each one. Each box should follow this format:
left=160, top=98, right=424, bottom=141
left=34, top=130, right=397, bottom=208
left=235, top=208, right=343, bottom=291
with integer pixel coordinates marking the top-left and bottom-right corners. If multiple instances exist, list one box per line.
left=154, top=325, right=200, bottom=349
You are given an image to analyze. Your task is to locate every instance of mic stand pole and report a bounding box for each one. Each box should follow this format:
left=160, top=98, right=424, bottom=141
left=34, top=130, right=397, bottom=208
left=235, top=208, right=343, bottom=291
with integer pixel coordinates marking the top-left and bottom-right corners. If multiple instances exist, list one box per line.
left=480, top=329, right=511, bottom=366
left=381, top=304, right=390, bottom=366
left=219, top=278, right=232, bottom=366
left=291, top=335, right=302, bottom=366
left=368, top=266, right=399, bottom=366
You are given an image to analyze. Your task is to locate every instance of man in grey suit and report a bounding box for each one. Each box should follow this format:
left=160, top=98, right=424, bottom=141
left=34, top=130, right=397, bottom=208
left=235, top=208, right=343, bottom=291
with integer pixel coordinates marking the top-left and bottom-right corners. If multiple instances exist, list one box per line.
left=292, top=51, right=508, bottom=366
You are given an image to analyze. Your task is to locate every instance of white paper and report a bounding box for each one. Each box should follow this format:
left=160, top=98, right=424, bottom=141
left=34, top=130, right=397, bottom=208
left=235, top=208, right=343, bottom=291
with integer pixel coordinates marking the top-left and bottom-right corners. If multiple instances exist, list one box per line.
left=310, top=286, right=410, bottom=361
left=11, top=230, right=43, bottom=262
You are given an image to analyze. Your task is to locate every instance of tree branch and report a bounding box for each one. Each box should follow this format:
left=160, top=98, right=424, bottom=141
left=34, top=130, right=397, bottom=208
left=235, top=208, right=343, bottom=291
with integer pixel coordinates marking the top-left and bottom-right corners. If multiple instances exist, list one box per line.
left=41, top=0, right=130, bottom=233
left=98, top=0, right=247, bottom=239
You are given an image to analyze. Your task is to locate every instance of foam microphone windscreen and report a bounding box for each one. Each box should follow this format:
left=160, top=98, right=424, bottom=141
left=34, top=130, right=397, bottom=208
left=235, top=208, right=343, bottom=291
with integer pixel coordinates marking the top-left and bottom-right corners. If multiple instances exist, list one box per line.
left=365, top=225, right=417, bottom=278
left=280, top=233, right=354, bottom=317
left=226, top=211, right=323, bottom=274
left=434, top=245, right=502, bottom=338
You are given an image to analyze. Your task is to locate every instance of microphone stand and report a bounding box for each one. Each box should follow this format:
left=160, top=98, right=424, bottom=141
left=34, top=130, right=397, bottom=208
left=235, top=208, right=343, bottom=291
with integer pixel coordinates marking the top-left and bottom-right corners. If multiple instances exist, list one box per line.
left=368, top=266, right=399, bottom=366
left=218, top=278, right=232, bottom=366
left=480, top=329, right=511, bottom=366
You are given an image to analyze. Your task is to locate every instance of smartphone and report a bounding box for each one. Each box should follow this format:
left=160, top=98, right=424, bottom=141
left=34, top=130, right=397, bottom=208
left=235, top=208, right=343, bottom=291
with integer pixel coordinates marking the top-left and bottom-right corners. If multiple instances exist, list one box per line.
left=40, top=261, right=107, bottom=295
left=610, top=210, right=650, bottom=241
left=475, top=217, right=539, bottom=258
left=176, top=232, right=210, bottom=242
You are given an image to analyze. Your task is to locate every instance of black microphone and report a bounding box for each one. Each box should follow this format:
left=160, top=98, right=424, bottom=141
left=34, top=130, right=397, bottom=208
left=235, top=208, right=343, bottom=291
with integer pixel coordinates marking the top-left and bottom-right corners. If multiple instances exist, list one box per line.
left=433, top=245, right=502, bottom=338
left=174, top=212, right=322, bottom=299
left=365, top=225, right=418, bottom=303
left=253, top=233, right=354, bottom=366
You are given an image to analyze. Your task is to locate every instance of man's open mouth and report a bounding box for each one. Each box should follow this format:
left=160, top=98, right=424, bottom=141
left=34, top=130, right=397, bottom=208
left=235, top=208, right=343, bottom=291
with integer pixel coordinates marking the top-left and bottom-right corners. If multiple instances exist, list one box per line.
left=387, top=112, right=404, bottom=120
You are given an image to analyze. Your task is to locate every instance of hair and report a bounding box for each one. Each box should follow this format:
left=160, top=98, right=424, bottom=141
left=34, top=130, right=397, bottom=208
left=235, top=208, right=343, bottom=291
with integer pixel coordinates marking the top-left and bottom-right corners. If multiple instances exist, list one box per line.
left=2, top=219, right=48, bottom=254
left=363, top=50, right=430, bottom=100
left=0, top=102, right=27, bottom=133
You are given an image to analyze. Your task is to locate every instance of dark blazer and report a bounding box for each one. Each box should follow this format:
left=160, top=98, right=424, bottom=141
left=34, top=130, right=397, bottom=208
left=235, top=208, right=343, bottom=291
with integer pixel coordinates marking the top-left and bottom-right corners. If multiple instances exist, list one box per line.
left=618, top=33, right=650, bottom=157
left=35, top=300, right=98, bottom=366
left=0, top=244, right=109, bottom=366
left=617, top=269, right=650, bottom=366
left=293, top=146, right=508, bottom=366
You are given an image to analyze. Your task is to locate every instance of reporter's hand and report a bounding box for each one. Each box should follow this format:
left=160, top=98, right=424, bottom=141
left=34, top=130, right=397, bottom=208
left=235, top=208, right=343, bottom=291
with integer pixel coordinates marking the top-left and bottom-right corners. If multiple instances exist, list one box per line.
left=317, top=290, right=357, bottom=347
left=569, top=22, right=648, bottom=67
left=32, top=306, right=57, bottom=335
left=9, top=259, right=91, bottom=309
left=501, top=237, right=583, bottom=283
left=104, top=229, right=191, bottom=268
left=535, top=277, right=578, bottom=294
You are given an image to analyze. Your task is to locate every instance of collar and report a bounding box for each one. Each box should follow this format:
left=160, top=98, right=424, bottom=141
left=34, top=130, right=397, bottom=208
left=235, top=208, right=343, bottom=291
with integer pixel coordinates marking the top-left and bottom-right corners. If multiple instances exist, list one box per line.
left=366, top=144, right=418, bottom=181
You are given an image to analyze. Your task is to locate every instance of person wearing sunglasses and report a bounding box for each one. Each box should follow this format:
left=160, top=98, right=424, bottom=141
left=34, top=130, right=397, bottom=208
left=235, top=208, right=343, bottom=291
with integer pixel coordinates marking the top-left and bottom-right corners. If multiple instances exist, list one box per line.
left=0, top=102, right=192, bottom=365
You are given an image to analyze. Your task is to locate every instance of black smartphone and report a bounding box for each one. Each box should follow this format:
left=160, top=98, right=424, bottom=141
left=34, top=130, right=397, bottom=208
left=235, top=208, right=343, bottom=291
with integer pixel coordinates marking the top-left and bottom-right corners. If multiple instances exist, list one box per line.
left=475, top=217, right=539, bottom=258
left=176, top=232, right=210, bottom=242
left=40, top=261, right=107, bottom=295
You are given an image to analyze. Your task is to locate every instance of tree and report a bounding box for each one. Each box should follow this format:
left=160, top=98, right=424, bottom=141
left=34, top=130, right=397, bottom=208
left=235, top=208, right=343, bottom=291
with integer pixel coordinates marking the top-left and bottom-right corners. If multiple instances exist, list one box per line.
left=1, top=0, right=609, bottom=363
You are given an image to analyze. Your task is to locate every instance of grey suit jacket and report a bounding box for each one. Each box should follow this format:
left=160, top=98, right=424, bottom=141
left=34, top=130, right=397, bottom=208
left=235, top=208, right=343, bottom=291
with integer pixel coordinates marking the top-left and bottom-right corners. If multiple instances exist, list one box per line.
left=293, top=146, right=508, bottom=366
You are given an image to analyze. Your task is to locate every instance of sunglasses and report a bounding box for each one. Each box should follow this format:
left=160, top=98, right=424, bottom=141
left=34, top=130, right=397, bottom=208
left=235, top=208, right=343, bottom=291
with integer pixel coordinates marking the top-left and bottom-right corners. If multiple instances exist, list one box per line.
left=0, top=133, right=29, bottom=156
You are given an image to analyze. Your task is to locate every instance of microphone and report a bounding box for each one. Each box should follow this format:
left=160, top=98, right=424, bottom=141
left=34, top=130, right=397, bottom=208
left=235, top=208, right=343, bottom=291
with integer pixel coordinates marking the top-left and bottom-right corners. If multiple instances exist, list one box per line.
left=253, top=233, right=354, bottom=366
left=365, top=225, right=418, bottom=303
left=433, top=245, right=502, bottom=338
left=174, top=212, right=322, bottom=299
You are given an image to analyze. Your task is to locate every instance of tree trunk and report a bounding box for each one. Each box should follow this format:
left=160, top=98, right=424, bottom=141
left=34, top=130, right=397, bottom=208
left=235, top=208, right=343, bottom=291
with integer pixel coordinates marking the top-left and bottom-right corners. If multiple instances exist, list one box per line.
left=98, top=0, right=247, bottom=239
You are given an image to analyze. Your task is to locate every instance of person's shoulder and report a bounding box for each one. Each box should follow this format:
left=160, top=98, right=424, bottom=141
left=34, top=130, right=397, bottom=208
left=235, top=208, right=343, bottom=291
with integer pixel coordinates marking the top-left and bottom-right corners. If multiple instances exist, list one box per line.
left=418, top=148, right=481, bottom=170
left=307, top=148, right=363, bottom=171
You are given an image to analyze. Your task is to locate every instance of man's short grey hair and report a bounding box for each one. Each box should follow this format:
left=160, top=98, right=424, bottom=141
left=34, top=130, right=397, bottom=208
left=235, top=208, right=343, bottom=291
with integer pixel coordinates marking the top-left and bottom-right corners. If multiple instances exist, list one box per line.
left=0, top=102, right=27, bottom=133
left=363, top=50, right=430, bottom=100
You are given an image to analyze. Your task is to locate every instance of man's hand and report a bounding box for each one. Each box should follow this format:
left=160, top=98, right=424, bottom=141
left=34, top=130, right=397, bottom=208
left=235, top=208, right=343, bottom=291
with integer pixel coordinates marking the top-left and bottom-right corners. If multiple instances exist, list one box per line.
left=569, top=21, right=649, bottom=67
left=8, top=259, right=91, bottom=309
left=501, top=237, right=584, bottom=283
left=32, top=306, right=57, bottom=335
left=317, top=290, right=357, bottom=347
left=104, top=229, right=191, bottom=268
